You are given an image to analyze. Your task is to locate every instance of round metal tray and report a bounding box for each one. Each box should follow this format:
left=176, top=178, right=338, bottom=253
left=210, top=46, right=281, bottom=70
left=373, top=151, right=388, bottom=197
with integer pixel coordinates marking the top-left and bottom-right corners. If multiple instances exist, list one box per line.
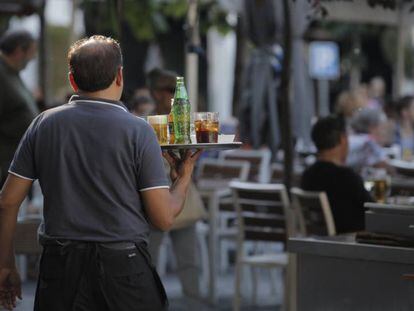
left=160, top=142, right=242, bottom=151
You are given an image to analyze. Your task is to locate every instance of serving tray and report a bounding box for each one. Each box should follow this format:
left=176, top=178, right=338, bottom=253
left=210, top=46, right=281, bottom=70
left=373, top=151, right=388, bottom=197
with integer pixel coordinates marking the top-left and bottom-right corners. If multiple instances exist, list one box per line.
left=160, top=142, right=242, bottom=151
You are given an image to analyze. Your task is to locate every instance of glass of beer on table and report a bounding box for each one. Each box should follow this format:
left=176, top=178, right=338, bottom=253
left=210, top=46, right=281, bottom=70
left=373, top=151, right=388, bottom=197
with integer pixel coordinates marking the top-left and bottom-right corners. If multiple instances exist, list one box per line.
left=147, top=115, right=168, bottom=145
left=370, top=168, right=391, bottom=203
left=194, top=112, right=219, bottom=143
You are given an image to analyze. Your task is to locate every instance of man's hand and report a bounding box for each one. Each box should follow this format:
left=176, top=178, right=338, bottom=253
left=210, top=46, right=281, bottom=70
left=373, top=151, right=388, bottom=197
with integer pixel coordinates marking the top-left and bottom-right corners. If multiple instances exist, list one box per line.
left=163, top=149, right=202, bottom=182
left=0, top=268, right=21, bottom=310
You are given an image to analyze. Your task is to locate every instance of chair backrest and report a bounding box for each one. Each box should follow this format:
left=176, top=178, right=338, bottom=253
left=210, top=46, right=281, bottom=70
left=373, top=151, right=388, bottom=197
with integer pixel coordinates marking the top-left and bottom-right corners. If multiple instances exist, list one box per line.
left=219, top=149, right=271, bottom=183
left=230, top=181, right=292, bottom=245
left=290, top=187, right=336, bottom=236
left=270, top=163, right=303, bottom=186
left=391, top=177, right=414, bottom=197
left=14, top=218, right=42, bottom=255
left=270, top=163, right=284, bottom=183
left=390, top=160, right=414, bottom=178
left=196, top=158, right=250, bottom=190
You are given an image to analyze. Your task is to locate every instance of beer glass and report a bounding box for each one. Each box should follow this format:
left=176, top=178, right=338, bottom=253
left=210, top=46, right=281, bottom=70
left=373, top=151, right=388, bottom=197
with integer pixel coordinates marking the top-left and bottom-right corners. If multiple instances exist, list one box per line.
left=147, top=115, right=168, bottom=145
left=371, top=169, right=390, bottom=203
left=194, top=112, right=219, bottom=143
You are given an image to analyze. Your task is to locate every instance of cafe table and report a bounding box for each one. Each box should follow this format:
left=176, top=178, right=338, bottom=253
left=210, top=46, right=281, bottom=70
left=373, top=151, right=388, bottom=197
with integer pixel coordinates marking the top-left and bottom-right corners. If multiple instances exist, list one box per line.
left=288, top=234, right=414, bottom=310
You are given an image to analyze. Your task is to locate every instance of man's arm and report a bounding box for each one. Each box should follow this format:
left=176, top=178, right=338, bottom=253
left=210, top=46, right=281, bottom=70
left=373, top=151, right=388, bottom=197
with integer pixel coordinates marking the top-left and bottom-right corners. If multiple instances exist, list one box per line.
left=0, top=175, right=32, bottom=268
left=141, top=150, right=201, bottom=231
left=0, top=174, right=32, bottom=310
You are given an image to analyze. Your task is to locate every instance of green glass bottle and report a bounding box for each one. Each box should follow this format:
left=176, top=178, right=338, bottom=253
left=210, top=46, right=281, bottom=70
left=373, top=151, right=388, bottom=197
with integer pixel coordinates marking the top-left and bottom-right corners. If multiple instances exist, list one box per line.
left=172, top=76, right=191, bottom=144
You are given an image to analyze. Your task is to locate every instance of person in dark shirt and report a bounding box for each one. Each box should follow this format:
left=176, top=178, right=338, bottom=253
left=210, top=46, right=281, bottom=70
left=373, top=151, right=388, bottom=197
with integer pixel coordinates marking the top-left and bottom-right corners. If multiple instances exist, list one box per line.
left=301, top=115, right=372, bottom=234
left=0, top=30, right=38, bottom=188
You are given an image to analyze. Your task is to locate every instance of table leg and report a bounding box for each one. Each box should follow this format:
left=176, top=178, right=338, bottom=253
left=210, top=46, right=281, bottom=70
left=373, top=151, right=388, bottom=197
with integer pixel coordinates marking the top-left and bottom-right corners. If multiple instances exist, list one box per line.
left=208, top=193, right=219, bottom=304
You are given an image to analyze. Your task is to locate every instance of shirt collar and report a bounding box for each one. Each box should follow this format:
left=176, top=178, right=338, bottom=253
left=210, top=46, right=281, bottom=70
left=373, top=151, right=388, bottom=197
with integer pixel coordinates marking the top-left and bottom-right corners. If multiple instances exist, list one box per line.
left=69, top=94, right=129, bottom=113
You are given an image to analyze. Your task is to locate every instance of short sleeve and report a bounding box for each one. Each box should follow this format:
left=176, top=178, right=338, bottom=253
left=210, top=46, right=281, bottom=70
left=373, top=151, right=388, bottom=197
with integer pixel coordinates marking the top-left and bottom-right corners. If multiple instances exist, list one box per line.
left=8, top=118, right=38, bottom=180
left=136, top=123, right=169, bottom=191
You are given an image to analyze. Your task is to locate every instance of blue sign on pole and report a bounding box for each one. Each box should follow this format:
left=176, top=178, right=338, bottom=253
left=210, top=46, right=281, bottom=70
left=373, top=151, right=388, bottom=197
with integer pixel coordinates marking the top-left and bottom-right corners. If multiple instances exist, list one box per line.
left=309, top=41, right=340, bottom=80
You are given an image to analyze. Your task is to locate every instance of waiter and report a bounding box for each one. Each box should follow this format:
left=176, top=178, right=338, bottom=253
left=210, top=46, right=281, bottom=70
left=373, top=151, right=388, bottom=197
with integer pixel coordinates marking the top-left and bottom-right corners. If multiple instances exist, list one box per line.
left=0, top=30, right=38, bottom=188
left=0, top=35, right=200, bottom=310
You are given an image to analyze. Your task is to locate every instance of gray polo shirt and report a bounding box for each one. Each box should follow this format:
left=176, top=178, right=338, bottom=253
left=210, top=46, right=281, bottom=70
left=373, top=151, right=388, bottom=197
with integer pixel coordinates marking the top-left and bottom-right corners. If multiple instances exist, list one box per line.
left=9, top=95, right=169, bottom=244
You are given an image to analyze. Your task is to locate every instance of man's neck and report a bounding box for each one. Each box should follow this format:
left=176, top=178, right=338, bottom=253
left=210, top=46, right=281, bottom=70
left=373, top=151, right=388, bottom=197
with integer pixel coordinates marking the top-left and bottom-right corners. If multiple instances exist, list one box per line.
left=78, top=90, right=119, bottom=102
left=317, top=150, right=344, bottom=166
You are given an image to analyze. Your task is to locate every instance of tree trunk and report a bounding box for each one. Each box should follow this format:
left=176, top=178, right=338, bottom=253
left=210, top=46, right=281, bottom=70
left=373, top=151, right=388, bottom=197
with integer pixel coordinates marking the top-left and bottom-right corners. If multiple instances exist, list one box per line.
left=280, top=0, right=293, bottom=191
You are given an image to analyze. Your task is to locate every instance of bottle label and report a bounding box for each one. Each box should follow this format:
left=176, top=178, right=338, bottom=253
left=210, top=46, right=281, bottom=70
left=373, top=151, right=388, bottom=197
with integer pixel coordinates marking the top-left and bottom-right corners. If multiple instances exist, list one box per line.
left=172, top=99, right=191, bottom=144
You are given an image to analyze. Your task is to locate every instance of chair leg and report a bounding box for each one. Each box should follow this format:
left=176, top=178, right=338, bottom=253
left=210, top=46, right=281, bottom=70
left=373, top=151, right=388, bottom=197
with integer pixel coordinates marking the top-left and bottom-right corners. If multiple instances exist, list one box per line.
left=157, top=237, right=168, bottom=276
left=252, top=266, right=258, bottom=306
left=269, top=268, right=278, bottom=295
left=196, top=223, right=209, bottom=294
left=17, top=255, right=27, bottom=282
left=285, top=254, right=297, bottom=311
left=233, top=262, right=242, bottom=311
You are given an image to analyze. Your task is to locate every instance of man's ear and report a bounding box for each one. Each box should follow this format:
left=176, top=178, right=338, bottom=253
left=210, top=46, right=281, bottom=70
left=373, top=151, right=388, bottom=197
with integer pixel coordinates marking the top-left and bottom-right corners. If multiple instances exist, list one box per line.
left=115, top=67, right=123, bottom=86
left=68, top=72, right=79, bottom=92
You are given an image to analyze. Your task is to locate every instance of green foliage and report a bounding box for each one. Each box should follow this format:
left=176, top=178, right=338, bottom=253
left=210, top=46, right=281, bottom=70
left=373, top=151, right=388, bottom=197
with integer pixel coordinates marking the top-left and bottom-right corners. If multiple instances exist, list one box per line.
left=200, top=2, right=234, bottom=35
left=123, top=0, right=162, bottom=41
left=305, top=0, right=414, bottom=17
left=160, top=0, right=188, bottom=19
left=81, top=0, right=234, bottom=41
left=47, top=25, right=72, bottom=100
left=81, top=0, right=119, bottom=38
left=0, top=16, right=10, bottom=34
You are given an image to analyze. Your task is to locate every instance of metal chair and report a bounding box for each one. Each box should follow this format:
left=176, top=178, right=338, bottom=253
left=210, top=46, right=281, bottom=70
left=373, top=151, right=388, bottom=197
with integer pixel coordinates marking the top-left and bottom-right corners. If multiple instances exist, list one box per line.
left=14, top=218, right=42, bottom=281
left=270, top=162, right=304, bottom=186
left=195, top=158, right=250, bottom=303
left=390, top=176, right=414, bottom=197
left=230, top=181, right=293, bottom=311
left=390, top=159, right=414, bottom=178
left=219, top=149, right=272, bottom=183
left=290, top=187, right=336, bottom=236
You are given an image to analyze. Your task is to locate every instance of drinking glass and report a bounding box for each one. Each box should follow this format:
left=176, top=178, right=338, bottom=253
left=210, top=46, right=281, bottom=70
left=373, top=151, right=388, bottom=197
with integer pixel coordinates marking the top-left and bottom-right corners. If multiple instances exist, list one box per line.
left=147, top=115, right=168, bottom=145
left=363, top=168, right=391, bottom=203
left=193, top=112, right=219, bottom=143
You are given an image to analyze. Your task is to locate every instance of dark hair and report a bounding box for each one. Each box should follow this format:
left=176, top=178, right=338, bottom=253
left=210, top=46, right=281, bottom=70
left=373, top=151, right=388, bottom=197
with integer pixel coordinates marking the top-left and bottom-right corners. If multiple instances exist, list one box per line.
left=396, top=95, right=414, bottom=116
left=68, top=35, right=123, bottom=92
left=0, top=30, right=35, bottom=55
left=146, top=68, right=177, bottom=93
left=311, top=115, right=346, bottom=151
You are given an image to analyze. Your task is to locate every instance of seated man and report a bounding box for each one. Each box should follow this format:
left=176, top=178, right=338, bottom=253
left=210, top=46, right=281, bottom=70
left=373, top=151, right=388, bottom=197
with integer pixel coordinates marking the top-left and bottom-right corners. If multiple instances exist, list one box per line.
left=301, top=115, right=372, bottom=234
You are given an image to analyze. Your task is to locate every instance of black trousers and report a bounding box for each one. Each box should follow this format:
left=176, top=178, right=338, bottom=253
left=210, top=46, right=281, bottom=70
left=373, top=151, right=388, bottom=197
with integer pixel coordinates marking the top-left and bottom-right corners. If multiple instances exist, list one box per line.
left=34, top=242, right=168, bottom=311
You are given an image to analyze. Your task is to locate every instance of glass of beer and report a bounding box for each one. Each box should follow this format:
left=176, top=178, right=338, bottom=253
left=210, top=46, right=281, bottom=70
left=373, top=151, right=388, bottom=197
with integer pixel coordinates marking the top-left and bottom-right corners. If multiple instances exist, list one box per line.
left=371, top=169, right=391, bottom=203
left=194, top=112, right=219, bottom=143
left=147, top=115, right=168, bottom=145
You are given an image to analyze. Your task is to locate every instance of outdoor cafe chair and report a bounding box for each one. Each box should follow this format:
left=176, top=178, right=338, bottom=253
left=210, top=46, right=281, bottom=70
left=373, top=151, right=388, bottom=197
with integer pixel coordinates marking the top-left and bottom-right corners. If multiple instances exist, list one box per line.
left=390, top=176, right=414, bottom=197
left=219, top=149, right=272, bottom=183
left=290, top=187, right=336, bottom=237
left=195, top=158, right=250, bottom=303
left=390, top=159, right=414, bottom=178
left=14, top=218, right=42, bottom=281
left=196, top=158, right=253, bottom=273
left=270, top=162, right=304, bottom=186
left=230, top=181, right=293, bottom=311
